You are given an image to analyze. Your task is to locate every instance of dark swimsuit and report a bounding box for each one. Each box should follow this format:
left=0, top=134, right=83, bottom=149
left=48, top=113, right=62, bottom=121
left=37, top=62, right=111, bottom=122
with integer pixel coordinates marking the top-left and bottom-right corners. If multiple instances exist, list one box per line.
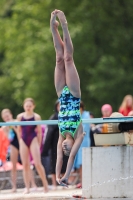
left=10, top=129, right=19, bottom=150
left=21, top=116, right=37, bottom=147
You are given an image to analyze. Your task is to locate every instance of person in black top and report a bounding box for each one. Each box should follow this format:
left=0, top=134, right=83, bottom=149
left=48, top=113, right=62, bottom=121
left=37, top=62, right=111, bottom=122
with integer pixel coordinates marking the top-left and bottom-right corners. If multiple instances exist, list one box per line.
left=41, top=100, right=68, bottom=189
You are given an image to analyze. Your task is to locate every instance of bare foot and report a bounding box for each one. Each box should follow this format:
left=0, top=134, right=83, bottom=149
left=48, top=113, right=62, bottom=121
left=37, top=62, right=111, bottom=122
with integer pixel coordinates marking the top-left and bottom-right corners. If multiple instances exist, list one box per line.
left=44, top=187, right=49, bottom=193
left=11, top=188, right=17, bottom=193
left=23, top=188, right=30, bottom=194
left=50, top=10, right=59, bottom=30
left=51, top=185, right=57, bottom=190
left=56, top=10, right=67, bottom=26
left=30, top=187, right=38, bottom=192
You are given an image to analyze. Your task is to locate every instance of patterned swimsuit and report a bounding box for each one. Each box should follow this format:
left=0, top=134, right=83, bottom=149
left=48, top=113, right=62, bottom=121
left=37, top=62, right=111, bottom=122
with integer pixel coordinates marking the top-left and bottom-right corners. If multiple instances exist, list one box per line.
left=58, top=86, right=81, bottom=138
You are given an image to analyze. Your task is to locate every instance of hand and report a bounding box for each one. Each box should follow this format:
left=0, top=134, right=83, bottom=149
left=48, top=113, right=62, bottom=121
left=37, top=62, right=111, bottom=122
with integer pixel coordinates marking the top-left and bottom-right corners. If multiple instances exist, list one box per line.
left=60, top=176, right=68, bottom=187
left=56, top=177, right=68, bottom=187
left=56, top=177, right=61, bottom=184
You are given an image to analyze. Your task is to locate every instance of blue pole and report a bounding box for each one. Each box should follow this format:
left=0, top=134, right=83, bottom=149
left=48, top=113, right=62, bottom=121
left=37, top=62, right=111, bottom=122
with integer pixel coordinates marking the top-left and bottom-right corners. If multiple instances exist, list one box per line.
left=0, top=117, right=132, bottom=126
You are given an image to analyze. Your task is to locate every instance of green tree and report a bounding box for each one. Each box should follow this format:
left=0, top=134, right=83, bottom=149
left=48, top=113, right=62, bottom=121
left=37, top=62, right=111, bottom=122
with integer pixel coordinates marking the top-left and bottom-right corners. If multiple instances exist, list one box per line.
left=0, top=0, right=133, bottom=119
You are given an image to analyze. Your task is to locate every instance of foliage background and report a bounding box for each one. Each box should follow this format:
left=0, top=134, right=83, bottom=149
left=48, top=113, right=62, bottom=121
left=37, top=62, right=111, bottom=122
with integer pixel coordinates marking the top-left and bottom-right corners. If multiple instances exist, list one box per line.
left=0, top=0, right=133, bottom=119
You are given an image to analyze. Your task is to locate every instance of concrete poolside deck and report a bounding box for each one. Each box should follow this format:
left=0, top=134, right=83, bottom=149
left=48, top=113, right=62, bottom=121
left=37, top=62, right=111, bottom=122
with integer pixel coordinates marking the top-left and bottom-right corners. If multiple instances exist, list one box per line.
left=1, top=187, right=133, bottom=200
left=0, top=186, right=82, bottom=200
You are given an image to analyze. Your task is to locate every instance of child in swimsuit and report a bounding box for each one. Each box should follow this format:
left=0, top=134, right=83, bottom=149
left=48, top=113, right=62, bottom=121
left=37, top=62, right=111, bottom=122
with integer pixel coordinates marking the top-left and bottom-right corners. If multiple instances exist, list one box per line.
left=1, top=109, right=20, bottom=193
left=1, top=109, right=39, bottom=192
left=50, top=10, right=84, bottom=187
left=17, top=98, right=48, bottom=193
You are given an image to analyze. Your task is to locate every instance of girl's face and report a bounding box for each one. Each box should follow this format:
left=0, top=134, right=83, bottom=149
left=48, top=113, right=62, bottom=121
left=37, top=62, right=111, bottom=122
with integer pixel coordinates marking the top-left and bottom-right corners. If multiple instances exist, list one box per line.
left=102, top=109, right=112, bottom=117
left=2, top=112, right=13, bottom=122
left=23, top=101, right=35, bottom=112
left=62, top=137, right=74, bottom=156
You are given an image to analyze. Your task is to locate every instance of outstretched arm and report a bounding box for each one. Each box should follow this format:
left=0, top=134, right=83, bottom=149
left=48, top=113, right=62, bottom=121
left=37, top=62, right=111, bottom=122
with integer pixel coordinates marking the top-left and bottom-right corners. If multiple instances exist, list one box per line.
left=56, top=134, right=64, bottom=183
left=61, top=134, right=84, bottom=184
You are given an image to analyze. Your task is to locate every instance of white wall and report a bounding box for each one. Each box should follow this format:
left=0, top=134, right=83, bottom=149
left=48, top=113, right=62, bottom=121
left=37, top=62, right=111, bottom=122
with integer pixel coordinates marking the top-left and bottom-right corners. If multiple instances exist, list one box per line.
left=82, top=146, right=133, bottom=198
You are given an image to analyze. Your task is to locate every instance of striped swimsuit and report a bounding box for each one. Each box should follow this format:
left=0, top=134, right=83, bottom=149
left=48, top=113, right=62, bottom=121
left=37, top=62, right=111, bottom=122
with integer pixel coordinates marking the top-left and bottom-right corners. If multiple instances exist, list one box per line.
left=58, top=86, right=81, bottom=138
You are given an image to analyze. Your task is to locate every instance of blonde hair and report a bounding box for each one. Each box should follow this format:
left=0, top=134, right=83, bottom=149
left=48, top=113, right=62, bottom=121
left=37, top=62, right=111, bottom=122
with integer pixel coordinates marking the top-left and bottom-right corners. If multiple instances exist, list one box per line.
left=119, top=95, right=133, bottom=110
left=23, top=98, right=35, bottom=105
left=1, top=108, right=12, bottom=116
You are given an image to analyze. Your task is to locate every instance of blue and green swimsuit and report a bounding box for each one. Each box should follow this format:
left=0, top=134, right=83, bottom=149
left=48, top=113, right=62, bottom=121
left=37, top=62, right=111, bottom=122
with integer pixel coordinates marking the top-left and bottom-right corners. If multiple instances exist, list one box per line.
left=58, top=86, right=81, bottom=138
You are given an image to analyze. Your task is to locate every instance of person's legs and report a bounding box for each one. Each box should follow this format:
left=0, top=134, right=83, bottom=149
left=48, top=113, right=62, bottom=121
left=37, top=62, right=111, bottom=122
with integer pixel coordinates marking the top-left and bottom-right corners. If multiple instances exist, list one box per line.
left=50, top=129, right=59, bottom=189
left=57, top=10, right=81, bottom=98
left=30, top=137, right=48, bottom=192
left=10, top=145, right=19, bottom=192
left=30, top=168, right=37, bottom=189
left=28, top=153, right=37, bottom=189
left=50, top=10, right=66, bottom=97
left=19, top=139, right=31, bottom=193
left=51, top=174, right=57, bottom=189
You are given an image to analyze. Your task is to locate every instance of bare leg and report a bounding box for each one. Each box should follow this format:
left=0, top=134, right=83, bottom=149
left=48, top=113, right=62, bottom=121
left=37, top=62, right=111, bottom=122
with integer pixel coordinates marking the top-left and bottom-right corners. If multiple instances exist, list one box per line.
left=19, top=139, right=30, bottom=194
left=30, top=137, right=48, bottom=192
left=50, top=10, right=66, bottom=97
left=51, top=174, right=57, bottom=189
left=57, top=10, right=81, bottom=98
left=10, top=145, right=18, bottom=192
left=30, top=168, right=37, bottom=189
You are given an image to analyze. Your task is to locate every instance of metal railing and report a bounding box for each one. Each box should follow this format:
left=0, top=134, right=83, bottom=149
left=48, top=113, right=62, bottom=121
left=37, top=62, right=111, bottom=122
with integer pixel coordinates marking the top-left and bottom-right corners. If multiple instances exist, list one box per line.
left=0, top=116, right=133, bottom=126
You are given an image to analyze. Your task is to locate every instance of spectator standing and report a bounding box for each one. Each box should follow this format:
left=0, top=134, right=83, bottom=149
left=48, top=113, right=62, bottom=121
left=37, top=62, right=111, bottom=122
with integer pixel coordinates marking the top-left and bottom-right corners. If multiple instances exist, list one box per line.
left=89, top=112, right=95, bottom=147
left=17, top=98, right=48, bottom=193
left=41, top=100, right=68, bottom=190
left=1, top=109, right=19, bottom=193
left=0, top=128, right=9, bottom=165
left=91, top=104, right=113, bottom=134
left=101, top=104, right=113, bottom=133
left=1, top=108, right=38, bottom=192
left=119, top=95, right=133, bottom=116
left=101, top=104, right=112, bottom=118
